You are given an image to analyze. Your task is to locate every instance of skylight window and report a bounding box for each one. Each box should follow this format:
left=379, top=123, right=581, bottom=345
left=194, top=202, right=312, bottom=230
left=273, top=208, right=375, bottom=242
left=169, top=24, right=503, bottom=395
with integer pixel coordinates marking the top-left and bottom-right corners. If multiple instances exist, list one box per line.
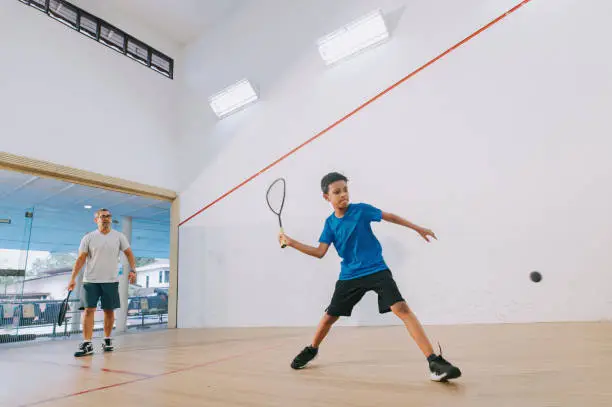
left=317, top=9, right=390, bottom=65
left=209, top=79, right=259, bottom=118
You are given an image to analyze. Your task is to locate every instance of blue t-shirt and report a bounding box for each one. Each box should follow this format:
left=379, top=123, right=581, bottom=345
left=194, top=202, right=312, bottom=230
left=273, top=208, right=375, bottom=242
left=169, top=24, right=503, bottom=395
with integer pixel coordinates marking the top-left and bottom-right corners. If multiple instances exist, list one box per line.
left=319, top=203, right=388, bottom=280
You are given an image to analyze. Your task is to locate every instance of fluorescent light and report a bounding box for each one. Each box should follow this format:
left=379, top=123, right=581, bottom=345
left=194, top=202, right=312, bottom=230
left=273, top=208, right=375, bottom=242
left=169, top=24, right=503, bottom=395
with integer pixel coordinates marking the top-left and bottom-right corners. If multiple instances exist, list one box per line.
left=209, top=79, right=259, bottom=118
left=317, top=9, right=390, bottom=65
left=84, top=205, right=92, bottom=209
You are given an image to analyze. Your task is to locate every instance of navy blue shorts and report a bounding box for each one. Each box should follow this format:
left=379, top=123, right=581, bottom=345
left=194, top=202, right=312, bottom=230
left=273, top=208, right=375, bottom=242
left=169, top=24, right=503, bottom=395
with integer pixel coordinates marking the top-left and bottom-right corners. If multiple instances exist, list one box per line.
left=81, top=282, right=120, bottom=310
left=325, top=269, right=405, bottom=317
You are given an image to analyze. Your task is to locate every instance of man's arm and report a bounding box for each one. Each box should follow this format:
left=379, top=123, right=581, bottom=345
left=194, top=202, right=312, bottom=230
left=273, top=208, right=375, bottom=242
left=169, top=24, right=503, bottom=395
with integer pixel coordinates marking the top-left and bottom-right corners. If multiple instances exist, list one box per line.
left=123, top=248, right=137, bottom=283
left=123, top=248, right=136, bottom=270
left=381, top=211, right=437, bottom=242
left=67, top=252, right=87, bottom=290
left=280, top=233, right=330, bottom=258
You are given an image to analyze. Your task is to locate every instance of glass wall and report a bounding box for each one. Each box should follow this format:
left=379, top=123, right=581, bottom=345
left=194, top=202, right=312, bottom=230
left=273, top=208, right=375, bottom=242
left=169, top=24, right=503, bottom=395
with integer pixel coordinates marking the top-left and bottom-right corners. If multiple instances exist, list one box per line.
left=0, top=206, right=34, bottom=343
left=0, top=196, right=170, bottom=345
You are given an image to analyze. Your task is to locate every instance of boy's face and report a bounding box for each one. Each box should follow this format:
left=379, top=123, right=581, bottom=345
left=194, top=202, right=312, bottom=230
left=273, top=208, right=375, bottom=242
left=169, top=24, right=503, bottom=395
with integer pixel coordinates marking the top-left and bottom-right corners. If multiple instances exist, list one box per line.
left=324, top=180, right=349, bottom=209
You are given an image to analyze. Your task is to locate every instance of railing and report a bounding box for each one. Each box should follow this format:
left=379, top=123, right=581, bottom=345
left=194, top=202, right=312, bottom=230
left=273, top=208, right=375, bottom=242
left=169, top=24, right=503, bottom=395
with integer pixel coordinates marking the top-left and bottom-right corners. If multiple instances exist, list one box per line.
left=0, top=295, right=167, bottom=344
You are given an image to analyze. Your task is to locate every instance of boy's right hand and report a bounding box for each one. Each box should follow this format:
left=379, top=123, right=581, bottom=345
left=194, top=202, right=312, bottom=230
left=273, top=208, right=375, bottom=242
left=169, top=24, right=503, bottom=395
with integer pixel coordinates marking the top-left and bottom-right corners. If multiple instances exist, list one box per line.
left=67, top=279, right=76, bottom=291
left=279, top=232, right=292, bottom=248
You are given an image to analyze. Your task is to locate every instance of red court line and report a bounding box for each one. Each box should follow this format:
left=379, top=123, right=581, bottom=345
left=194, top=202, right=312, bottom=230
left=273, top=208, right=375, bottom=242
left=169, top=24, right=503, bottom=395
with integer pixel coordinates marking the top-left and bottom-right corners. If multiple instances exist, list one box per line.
left=19, top=377, right=151, bottom=407
left=19, top=343, right=284, bottom=407
left=179, top=0, right=533, bottom=227
left=2, top=358, right=153, bottom=378
left=100, top=367, right=154, bottom=377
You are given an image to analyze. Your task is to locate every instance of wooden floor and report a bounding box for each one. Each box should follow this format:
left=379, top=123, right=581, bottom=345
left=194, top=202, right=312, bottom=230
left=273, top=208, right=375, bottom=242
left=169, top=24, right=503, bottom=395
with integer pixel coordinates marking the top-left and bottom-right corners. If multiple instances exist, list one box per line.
left=1, top=322, right=610, bottom=406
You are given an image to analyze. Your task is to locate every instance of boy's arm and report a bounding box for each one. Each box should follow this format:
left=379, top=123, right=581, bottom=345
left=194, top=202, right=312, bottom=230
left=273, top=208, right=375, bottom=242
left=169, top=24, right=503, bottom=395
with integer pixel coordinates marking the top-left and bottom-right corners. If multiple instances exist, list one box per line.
left=279, top=233, right=330, bottom=258
left=381, top=211, right=437, bottom=242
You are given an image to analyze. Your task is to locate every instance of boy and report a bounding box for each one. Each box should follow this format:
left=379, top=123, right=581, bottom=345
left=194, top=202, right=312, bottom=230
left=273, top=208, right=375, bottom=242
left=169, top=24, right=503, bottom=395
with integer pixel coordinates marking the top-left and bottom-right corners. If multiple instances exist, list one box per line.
left=279, top=172, right=461, bottom=381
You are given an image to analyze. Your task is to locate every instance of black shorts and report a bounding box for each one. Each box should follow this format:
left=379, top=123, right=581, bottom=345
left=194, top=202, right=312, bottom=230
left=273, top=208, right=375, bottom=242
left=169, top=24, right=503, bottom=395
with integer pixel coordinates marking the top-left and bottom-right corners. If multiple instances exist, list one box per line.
left=326, top=269, right=405, bottom=317
left=81, top=282, right=120, bottom=310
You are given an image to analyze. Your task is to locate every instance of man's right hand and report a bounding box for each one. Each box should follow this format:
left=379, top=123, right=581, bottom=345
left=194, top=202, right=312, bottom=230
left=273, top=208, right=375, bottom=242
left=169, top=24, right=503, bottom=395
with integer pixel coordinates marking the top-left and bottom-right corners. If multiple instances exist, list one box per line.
left=67, top=279, right=76, bottom=291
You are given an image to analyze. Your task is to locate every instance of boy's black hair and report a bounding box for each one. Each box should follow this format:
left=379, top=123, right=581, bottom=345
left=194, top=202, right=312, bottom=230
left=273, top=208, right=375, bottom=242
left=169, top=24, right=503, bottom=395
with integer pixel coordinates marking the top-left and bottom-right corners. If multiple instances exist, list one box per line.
left=321, top=172, right=348, bottom=194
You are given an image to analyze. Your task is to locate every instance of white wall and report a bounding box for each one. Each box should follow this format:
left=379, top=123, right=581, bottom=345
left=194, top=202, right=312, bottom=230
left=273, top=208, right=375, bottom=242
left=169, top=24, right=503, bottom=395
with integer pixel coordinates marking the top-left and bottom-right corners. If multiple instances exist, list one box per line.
left=177, top=0, right=612, bottom=328
left=0, top=1, right=180, bottom=191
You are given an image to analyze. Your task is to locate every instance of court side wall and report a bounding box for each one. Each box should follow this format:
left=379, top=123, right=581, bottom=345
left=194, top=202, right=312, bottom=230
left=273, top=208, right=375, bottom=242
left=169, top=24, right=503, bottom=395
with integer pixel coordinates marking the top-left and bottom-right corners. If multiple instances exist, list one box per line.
left=177, top=0, right=612, bottom=328
left=0, top=1, right=180, bottom=191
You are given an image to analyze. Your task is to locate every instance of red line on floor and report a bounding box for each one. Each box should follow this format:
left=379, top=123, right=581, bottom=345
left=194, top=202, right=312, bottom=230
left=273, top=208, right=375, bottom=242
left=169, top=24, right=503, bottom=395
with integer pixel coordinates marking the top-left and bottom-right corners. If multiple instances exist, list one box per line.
left=100, top=367, right=154, bottom=377
left=179, top=0, right=533, bottom=227
left=19, top=377, right=151, bottom=407
left=19, top=343, right=283, bottom=406
left=3, top=358, right=153, bottom=378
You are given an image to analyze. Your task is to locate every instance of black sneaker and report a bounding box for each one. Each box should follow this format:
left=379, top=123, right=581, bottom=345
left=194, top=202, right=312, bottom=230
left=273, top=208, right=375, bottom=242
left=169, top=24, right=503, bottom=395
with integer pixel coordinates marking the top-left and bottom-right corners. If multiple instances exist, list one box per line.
left=428, top=346, right=461, bottom=382
left=74, top=341, right=94, bottom=357
left=102, top=338, right=114, bottom=352
left=291, top=345, right=318, bottom=369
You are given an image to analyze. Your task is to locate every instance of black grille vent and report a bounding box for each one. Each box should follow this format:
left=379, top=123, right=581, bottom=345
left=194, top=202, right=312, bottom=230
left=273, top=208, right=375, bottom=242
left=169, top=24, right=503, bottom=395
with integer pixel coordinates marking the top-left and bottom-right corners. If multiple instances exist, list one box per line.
left=18, top=0, right=174, bottom=79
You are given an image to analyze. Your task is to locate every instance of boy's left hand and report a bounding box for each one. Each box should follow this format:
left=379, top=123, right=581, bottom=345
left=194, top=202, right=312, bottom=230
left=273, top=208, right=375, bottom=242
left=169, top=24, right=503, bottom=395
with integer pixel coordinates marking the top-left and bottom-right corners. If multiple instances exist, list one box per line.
left=417, top=228, right=437, bottom=242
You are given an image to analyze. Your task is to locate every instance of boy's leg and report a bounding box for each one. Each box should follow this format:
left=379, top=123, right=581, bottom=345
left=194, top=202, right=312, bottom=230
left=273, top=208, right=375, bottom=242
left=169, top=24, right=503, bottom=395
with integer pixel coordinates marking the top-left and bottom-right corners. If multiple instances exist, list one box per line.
left=291, top=278, right=364, bottom=370
left=391, top=301, right=461, bottom=381
left=390, top=301, right=433, bottom=357
left=291, top=312, right=339, bottom=369
left=374, top=270, right=462, bottom=381
left=312, top=312, right=339, bottom=348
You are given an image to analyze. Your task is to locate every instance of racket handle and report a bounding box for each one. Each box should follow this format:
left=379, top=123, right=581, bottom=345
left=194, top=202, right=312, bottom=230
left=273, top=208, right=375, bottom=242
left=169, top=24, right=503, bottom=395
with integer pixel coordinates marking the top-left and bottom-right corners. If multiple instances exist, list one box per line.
left=280, top=227, right=287, bottom=248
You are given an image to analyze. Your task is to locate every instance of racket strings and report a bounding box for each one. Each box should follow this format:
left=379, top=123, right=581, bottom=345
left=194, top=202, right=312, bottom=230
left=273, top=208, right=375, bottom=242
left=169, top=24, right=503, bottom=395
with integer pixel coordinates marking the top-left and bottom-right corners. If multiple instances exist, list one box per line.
left=266, top=178, right=286, bottom=215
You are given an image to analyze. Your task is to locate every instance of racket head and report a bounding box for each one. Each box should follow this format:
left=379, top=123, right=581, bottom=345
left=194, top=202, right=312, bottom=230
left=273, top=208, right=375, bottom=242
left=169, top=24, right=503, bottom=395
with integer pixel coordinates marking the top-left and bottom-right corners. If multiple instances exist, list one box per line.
left=266, top=177, right=286, bottom=217
left=57, top=290, right=72, bottom=326
left=266, top=178, right=288, bottom=249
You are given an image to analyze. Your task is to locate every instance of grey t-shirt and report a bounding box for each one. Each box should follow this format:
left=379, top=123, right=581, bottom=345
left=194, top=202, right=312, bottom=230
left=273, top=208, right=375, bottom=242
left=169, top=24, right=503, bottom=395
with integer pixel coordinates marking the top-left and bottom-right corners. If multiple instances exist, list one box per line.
left=78, top=229, right=130, bottom=283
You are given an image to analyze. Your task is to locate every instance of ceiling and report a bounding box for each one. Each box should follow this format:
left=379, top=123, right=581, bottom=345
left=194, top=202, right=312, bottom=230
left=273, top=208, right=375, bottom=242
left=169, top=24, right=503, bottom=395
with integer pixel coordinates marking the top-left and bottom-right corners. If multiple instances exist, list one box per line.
left=0, top=169, right=170, bottom=258
left=71, top=0, right=248, bottom=45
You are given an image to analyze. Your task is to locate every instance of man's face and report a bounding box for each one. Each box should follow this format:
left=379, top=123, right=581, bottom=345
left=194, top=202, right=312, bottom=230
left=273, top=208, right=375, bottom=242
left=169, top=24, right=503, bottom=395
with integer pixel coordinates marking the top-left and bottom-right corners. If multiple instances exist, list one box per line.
left=95, top=211, right=112, bottom=228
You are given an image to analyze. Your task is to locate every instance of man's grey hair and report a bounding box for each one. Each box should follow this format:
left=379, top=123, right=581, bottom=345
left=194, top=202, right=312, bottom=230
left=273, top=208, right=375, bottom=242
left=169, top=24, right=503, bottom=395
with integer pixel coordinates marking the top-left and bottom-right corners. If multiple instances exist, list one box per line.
left=95, top=208, right=111, bottom=217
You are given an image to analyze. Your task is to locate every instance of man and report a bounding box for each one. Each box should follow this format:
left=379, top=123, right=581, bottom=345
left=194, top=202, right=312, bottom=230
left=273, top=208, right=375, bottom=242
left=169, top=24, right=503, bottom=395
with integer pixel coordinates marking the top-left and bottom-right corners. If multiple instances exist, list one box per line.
left=67, top=208, right=136, bottom=357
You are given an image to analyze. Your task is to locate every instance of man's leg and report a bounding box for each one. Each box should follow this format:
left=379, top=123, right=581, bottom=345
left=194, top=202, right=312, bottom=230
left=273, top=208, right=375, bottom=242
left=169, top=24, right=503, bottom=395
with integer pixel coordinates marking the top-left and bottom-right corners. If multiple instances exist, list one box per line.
left=82, top=308, right=96, bottom=341
left=74, top=309, right=96, bottom=357
left=103, top=309, right=115, bottom=338
left=75, top=283, right=98, bottom=357
left=101, top=283, right=120, bottom=352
